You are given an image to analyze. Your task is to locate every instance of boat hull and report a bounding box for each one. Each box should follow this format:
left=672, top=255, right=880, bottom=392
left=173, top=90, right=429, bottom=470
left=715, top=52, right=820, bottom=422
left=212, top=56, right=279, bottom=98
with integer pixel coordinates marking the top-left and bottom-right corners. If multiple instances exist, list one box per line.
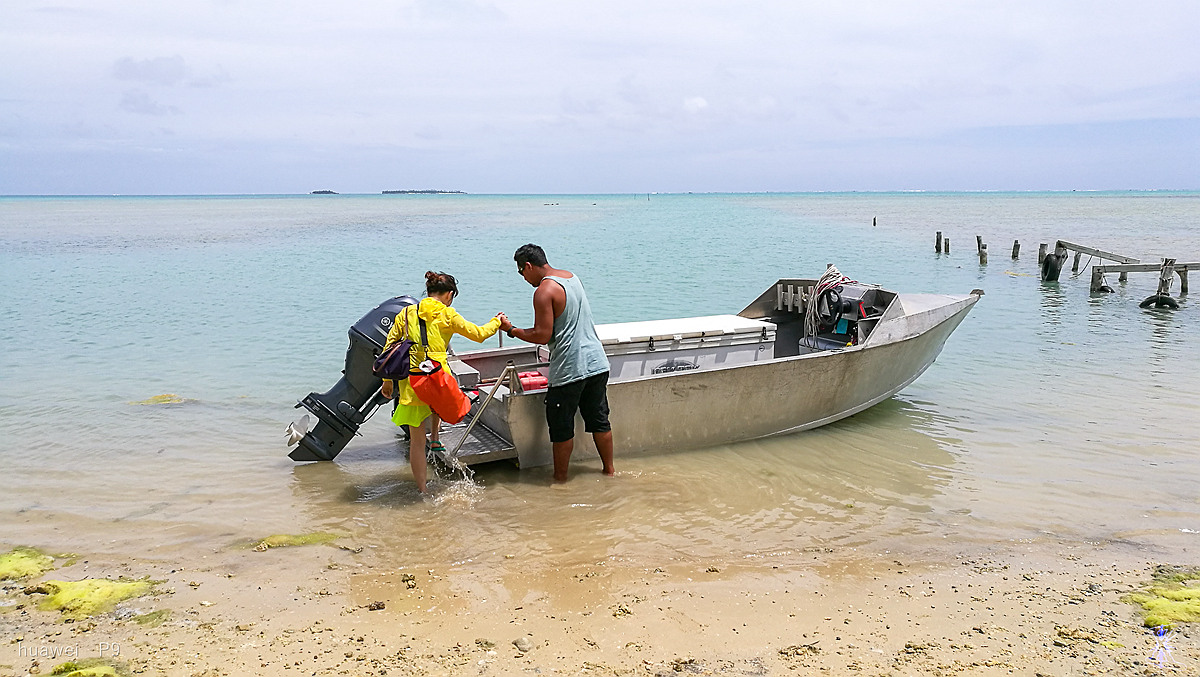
left=497, top=293, right=977, bottom=468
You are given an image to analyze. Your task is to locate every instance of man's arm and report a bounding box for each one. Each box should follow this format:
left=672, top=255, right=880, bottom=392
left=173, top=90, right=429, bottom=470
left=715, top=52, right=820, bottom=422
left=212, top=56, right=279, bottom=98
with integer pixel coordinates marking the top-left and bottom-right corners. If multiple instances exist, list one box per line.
left=508, top=280, right=562, bottom=344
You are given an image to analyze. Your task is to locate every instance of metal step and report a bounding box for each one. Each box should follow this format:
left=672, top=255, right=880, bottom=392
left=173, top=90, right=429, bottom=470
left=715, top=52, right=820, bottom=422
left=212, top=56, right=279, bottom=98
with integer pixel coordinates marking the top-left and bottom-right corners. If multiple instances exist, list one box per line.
left=435, top=422, right=517, bottom=466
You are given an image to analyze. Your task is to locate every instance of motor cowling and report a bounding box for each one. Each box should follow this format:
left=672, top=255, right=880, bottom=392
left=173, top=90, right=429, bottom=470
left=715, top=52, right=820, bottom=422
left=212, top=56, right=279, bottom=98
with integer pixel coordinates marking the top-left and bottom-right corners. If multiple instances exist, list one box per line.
left=288, top=295, right=418, bottom=462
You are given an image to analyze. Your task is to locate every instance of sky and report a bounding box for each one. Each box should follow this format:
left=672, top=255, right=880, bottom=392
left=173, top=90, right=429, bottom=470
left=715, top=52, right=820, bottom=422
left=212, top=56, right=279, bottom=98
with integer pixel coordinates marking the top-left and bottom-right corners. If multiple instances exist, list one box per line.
left=2, top=1, right=1198, bottom=194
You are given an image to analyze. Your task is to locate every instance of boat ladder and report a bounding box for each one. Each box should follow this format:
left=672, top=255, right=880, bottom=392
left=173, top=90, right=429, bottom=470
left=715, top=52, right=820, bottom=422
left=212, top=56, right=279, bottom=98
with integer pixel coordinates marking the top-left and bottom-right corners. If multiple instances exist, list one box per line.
left=433, top=362, right=518, bottom=467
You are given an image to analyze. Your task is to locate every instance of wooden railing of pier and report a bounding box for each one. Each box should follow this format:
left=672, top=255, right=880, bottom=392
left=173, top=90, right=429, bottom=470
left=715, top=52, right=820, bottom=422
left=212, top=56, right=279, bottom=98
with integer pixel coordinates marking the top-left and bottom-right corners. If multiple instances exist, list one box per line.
left=1091, top=261, right=1196, bottom=293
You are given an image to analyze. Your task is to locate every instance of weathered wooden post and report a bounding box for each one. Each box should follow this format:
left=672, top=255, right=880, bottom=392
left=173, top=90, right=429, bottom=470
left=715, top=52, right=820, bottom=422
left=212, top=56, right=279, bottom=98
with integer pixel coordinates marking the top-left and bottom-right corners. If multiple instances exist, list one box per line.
left=1090, top=265, right=1115, bottom=293
left=944, top=238, right=950, bottom=254
left=1139, top=258, right=1180, bottom=309
left=976, top=235, right=983, bottom=253
left=1041, top=243, right=1068, bottom=282
left=1159, top=259, right=1176, bottom=294
left=979, top=244, right=988, bottom=265
left=1072, top=251, right=1082, bottom=273
left=1038, top=243, right=1048, bottom=264
left=1011, top=240, right=1020, bottom=259
left=1179, top=268, right=1189, bottom=294
left=935, top=231, right=942, bottom=254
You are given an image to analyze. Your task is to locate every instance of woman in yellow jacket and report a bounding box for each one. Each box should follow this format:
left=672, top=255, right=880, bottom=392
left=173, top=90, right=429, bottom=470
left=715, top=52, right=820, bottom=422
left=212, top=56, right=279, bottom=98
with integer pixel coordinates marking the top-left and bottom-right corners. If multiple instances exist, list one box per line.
left=381, top=271, right=503, bottom=493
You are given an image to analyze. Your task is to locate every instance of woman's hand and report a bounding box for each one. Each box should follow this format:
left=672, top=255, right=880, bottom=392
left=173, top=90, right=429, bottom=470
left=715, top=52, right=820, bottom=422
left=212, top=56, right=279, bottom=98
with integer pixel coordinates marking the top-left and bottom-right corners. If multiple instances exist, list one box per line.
left=381, top=380, right=394, bottom=399
left=496, top=312, right=512, bottom=331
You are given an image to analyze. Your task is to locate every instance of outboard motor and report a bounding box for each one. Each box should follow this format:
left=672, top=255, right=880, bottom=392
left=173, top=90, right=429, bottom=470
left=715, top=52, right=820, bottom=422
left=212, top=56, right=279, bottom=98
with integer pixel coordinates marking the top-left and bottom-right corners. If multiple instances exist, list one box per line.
left=287, top=295, right=418, bottom=462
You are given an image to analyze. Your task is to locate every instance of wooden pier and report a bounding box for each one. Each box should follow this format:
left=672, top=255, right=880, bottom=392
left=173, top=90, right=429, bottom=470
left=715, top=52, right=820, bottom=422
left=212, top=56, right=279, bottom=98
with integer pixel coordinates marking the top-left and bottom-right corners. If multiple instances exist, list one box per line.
left=1091, top=261, right=1196, bottom=293
left=1038, top=240, right=1141, bottom=283
left=933, top=230, right=1190, bottom=307
left=1055, top=240, right=1140, bottom=267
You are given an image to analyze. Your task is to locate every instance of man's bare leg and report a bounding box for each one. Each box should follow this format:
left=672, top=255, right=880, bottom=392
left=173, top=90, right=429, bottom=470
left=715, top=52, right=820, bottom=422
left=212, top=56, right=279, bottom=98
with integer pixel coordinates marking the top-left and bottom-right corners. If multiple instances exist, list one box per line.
left=552, top=439, right=574, bottom=482
left=593, top=431, right=614, bottom=476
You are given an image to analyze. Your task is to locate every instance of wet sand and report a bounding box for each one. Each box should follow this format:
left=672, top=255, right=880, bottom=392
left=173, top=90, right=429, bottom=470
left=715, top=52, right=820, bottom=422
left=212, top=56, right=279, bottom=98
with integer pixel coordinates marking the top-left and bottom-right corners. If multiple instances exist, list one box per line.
left=2, top=536, right=1193, bottom=676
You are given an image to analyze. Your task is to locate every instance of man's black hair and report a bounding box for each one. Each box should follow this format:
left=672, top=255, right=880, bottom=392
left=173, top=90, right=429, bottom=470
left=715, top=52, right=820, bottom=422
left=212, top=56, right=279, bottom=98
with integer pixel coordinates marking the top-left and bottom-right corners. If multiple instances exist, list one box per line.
left=514, top=243, right=548, bottom=268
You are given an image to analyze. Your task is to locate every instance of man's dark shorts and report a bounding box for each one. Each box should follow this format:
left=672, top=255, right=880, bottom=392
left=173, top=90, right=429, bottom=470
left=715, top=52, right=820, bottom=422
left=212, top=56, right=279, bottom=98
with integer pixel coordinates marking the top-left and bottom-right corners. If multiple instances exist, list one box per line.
left=545, top=371, right=611, bottom=444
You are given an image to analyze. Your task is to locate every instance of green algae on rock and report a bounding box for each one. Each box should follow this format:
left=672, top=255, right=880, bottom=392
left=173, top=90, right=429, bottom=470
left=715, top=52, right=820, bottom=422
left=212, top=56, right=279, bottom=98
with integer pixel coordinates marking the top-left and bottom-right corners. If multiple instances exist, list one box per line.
left=50, top=657, right=129, bottom=676
left=28, top=578, right=154, bottom=619
left=0, top=546, right=55, bottom=580
left=127, top=394, right=189, bottom=405
left=251, top=532, right=339, bottom=551
left=132, top=608, right=170, bottom=627
left=1125, top=565, right=1200, bottom=627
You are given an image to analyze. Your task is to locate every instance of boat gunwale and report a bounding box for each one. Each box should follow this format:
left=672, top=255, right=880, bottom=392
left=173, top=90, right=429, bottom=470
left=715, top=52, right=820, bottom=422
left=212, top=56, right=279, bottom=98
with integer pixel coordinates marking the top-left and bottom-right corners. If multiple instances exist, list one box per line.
left=455, top=291, right=978, bottom=395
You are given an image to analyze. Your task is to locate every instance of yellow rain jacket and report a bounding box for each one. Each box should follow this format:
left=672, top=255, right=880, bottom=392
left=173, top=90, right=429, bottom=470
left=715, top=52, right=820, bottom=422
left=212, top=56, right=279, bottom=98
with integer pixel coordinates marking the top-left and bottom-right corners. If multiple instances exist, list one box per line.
left=384, top=297, right=501, bottom=427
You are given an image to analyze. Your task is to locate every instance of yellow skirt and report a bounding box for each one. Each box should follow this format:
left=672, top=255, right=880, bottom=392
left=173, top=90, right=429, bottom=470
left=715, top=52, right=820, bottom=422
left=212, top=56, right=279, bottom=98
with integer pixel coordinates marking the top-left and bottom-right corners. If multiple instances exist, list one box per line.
left=390, top=377, right=432, bottom=428
left=392, top=401, right=432, bottom=428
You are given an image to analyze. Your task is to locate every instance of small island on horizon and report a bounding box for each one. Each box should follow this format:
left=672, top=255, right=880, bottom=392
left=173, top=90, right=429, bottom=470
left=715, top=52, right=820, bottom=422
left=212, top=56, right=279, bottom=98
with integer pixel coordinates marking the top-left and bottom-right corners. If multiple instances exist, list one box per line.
left=382, top=189, right=466, bottom=194
left=310, top=190, right=338, bottom=195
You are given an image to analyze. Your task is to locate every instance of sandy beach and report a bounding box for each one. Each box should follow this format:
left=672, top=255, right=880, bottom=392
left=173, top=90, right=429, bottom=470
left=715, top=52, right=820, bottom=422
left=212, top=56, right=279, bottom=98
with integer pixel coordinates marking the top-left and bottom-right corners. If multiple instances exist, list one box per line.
left=2, top=534, right=1194, bottom=677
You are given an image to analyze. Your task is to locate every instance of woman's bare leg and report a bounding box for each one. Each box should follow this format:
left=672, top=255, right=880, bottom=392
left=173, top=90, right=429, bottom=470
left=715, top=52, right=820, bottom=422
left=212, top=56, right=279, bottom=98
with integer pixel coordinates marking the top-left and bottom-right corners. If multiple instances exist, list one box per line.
left=409, top=419, right=429, bottom=493
left=429, top=414, right=442, bottom=444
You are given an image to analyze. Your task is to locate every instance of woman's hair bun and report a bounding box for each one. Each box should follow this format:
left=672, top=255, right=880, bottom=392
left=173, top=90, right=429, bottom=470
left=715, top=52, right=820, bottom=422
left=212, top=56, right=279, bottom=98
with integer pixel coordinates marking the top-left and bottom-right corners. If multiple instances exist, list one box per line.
left=425, top=270, right=459, bottom=297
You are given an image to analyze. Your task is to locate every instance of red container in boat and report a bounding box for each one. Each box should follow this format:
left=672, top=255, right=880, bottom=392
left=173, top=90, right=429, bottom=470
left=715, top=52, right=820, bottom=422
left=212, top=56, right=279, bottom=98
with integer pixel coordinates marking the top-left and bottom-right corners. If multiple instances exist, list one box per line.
left=517, top=371, right=548, bottom=390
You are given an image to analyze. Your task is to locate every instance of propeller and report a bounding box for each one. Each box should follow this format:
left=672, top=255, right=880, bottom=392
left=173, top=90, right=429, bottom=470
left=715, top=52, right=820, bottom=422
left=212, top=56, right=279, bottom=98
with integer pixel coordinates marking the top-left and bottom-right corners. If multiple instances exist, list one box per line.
left=285, top=414, right=311, bottom=447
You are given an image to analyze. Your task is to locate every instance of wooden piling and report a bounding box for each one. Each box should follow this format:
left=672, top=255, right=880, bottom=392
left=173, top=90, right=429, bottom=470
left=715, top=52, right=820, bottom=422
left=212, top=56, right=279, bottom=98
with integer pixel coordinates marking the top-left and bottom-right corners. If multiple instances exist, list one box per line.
left=1179, top=269, right=1189, bottom=294
left=976, top=235, right=983, bottom=253
left=1038, top=243, right=1048, bottom=264
left=1072, top=251, right=1082, bottom=273
left=1011, top=240, right=1020, bottom=259
left=979, top=244, right=988, bottom=265
left=1158, top=259, right=1177, bottom=296
left=945, top=238, right=950, bottom=254
left=1055, top=244, right=1069, bottom=277
left=935, top=231, right=942, bottom=254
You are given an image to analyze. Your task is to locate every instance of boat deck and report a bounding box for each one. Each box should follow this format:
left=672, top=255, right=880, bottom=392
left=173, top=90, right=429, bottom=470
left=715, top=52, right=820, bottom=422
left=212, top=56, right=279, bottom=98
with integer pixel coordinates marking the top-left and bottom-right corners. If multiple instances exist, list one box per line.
left=436, top=420, right=517, bottom=466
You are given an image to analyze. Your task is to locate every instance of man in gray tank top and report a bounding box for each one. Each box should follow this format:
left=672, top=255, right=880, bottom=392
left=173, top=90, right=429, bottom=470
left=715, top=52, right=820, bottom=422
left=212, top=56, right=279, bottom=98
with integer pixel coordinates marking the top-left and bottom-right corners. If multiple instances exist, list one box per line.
left=499, top=244, right=615, bottom=482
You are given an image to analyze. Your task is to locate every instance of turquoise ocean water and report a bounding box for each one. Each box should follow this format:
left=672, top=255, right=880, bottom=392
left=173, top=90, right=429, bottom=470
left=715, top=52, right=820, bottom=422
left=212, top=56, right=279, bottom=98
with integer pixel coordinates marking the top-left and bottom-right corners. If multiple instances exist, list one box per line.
left=1, top=192, right=1197, bottom=569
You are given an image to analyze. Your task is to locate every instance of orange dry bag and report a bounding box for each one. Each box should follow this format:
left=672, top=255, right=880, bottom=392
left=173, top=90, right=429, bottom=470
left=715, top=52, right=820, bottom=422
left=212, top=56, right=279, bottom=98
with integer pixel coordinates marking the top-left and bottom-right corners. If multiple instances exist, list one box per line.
left=409, top=359, right=471, bottom=425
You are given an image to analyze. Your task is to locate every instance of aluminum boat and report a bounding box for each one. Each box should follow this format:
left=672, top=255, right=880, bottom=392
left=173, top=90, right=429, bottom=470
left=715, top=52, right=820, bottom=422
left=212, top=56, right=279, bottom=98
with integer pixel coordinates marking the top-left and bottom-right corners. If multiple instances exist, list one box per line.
left=286, top=269, right=980, bottom=469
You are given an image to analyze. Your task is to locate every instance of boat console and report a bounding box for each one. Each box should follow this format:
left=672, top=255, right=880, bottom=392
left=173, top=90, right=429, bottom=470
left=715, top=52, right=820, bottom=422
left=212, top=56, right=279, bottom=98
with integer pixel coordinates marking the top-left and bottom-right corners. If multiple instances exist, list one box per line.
left=737, top=278, right=896, bottom=357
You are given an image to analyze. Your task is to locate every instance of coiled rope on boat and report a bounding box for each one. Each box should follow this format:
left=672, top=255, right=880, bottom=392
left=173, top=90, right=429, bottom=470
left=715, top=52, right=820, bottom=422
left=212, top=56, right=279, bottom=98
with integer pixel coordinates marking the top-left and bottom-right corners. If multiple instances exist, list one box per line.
left=803, top=265, right=856, bottom=348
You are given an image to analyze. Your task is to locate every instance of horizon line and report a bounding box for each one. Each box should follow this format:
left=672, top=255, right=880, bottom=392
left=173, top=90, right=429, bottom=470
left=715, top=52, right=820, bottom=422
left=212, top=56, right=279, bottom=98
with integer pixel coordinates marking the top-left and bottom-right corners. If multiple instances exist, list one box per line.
left=3, top=188, right=1199, bottom=198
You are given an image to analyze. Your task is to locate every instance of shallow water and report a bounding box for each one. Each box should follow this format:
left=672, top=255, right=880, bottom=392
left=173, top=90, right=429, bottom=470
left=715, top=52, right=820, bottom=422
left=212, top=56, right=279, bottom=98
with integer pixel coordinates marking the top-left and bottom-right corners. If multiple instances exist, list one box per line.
left=1, top=192, right=1198, bottom=572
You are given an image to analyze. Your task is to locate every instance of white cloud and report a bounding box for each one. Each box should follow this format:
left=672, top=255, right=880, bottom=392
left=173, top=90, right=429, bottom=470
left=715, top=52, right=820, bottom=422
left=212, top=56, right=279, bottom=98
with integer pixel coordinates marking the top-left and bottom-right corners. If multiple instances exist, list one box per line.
left=113, top=56, right=189, bottom=86
left=411, top=0, right=506, bottom=23
left=1, top=0, right=1198, bottom=193
left=119, top=89, right=181, bottom=116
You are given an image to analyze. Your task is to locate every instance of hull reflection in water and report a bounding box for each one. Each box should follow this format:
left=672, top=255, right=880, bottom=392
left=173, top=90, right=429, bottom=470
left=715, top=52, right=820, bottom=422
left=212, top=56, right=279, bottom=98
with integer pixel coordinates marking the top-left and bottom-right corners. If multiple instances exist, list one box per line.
left=287, top=396, right=964, bottom=570
left=287, top=271, right=980, bottom=469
